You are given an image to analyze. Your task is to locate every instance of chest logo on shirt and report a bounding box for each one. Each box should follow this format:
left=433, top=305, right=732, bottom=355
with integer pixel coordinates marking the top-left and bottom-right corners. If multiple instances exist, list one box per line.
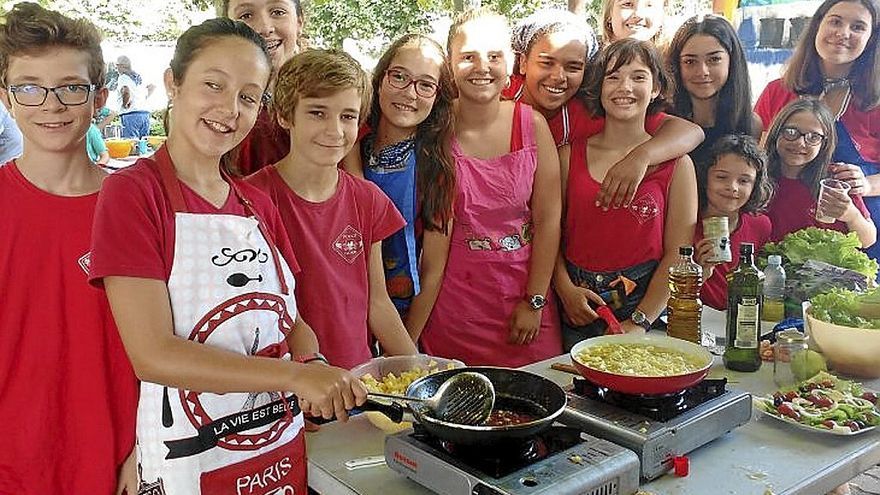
left=77, top=252, right=91, bottom=276
left=628, top=194, right=661, bottom=224
left=333, top=225, right=364, bottom=264
left=163, top=292, right=298, bottom=460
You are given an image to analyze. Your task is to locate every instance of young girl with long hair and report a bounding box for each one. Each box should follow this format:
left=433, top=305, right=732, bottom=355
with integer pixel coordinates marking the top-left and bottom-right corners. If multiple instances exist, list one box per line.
left=667, top=14, right=762, bottom=167
left=507, top=8, right=704, bottom=208
left=221, top=0, right=305, bottom=175
left=764, top=99, right=876, bottom=247
left=344, top=34, right=456, bottom=341
left=601, top=0, right=668, bottom=46
left=755, top=0, right=880, bottom=259
left=694, top=135, right=774, bottom=310
left=554, top=39, right=697, bottom=348
left=419, top=9, right=563, bottom=366
left=90, top=19, right=365, bottom=493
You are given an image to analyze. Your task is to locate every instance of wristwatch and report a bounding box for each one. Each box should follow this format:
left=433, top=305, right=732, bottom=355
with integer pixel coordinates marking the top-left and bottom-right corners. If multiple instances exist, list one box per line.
left=294, top=352, right=329, bottom=365
left=631, top=308, right=652, bottom=331
left=526, top=294, right=547, bottom=311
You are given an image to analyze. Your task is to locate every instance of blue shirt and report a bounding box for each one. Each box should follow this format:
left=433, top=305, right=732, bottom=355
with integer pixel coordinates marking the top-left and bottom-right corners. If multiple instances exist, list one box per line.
left=0, top=105, right=23, bottom=164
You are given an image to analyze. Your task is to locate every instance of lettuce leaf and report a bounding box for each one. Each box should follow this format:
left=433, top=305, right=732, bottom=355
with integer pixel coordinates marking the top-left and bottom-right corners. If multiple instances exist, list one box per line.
left=762, top=228, right=878, bottom=279
left=811, top=288, right=880, bottom=329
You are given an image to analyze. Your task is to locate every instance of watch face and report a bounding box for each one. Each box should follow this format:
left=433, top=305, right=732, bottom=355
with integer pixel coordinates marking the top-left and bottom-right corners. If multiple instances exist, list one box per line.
left=632, top=310, right=646, bottom=324
left=530, top=295, right=547, bottom=309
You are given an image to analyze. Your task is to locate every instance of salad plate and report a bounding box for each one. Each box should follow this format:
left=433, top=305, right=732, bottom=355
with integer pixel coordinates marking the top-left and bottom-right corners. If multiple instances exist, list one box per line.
left=753, top=372, right=880, bottom=436
left=754, top=397, right=876, bottom=436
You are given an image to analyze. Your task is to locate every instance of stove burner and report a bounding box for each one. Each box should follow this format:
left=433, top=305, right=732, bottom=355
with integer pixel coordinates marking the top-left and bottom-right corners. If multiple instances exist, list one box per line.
left=410, top=424, right=582, bottom=479
left=573, top=378, right=729, bottom=422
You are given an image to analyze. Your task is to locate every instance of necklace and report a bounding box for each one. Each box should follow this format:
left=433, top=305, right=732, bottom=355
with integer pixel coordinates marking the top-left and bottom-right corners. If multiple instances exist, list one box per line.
left=822, top=77, right=850, bottom=93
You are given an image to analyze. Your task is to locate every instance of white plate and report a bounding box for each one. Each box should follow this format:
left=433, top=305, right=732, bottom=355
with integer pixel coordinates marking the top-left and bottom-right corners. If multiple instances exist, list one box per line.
left=753, top=396, right=878, bottom=436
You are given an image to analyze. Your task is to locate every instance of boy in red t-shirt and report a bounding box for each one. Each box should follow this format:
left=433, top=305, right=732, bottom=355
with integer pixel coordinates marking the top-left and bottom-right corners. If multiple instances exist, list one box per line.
left=0, top=4, right=138, bottom=494
left=246, top=49, right=417, bottom=369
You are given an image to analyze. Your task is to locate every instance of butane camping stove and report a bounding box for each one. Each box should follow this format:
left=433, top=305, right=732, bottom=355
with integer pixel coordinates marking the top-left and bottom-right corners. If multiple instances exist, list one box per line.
left=561, top=377, right=752, bottom=480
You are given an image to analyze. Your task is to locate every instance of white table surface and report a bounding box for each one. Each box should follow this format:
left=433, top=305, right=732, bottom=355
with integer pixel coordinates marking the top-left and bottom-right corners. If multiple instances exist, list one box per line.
left=306, top=313, right=880, bottom=495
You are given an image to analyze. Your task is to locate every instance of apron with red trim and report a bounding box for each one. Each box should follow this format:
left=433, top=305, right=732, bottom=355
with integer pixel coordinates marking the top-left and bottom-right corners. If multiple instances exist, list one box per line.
left=136, top=150, right=306, bottom=495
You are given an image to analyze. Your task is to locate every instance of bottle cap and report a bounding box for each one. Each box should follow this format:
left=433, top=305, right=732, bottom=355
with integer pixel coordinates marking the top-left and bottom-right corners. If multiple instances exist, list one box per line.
left=679, top=245, right=693, bottom=256
left=673, top=456, right=689, bottom=477
left=740, top=243, right=754, bottom=255
left=768, top=255, right=782, bottom=265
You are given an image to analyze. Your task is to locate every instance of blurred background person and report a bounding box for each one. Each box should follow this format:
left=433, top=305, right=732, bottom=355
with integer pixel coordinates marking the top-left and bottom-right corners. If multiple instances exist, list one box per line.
left=115, top=54, right=154, bottom=138
left=0, top=103, right=23, bottom=164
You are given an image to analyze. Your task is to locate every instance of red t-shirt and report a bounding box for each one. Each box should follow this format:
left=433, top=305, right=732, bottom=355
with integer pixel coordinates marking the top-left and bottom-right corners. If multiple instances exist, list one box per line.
left=766, top=176, right=871, bottom=242
left=503, top=75, right=667, bottom=147
left=0, top=162, right=138, bottom=495
left=564, top=138, right=678, bottom=271
left=235, top=107, right=291, bottom=176
left=246, top=167, right=405, bottom=369
left=755, top=78, right=880, bottom=164
left=89, top=153, right=299, bottom=284
left=695, top=213, right=772, bottom=310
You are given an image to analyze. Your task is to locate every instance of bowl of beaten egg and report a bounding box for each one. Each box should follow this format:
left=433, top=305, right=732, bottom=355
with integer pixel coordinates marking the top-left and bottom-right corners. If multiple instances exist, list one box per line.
left=570, top=333, right=713, bottom=395
left=351, top=354, right=464, bottom=433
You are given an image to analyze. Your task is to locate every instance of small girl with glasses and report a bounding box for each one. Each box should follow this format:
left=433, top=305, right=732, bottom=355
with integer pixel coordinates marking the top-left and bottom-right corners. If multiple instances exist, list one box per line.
left=765, top=99, right=876, bottom=247
left=344, top=34, right=455, bottom=342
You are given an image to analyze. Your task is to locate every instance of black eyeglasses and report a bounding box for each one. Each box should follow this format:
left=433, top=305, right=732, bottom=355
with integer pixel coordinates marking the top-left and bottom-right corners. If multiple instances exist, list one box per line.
left=780, top=126, right=826, bottom=146
left=384, top=69, right=439, bottom=98
left=7, top=84, right=96, bottom=107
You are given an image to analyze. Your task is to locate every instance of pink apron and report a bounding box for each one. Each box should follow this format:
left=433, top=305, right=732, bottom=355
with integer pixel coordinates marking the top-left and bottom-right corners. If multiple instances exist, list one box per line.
left=136, top=150, right=306, bottom=495
left=421, top=103, right=562, bottom=367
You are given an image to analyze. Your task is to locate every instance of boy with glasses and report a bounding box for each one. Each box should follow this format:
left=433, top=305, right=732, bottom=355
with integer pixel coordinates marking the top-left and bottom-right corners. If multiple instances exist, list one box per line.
left=247, top=49, right=418, bottom=368
left=0, top=3, right=137, bottom=493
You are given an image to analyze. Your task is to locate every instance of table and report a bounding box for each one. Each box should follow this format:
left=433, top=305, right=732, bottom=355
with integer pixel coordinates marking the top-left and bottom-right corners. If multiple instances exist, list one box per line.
left=307, top=328, right=880, bottom=494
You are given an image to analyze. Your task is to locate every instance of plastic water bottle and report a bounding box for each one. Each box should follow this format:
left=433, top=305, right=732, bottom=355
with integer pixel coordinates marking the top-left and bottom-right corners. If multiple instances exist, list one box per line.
left=667, top=246, right=703, bottom=344
left=763, top=255, right=786, bottom=322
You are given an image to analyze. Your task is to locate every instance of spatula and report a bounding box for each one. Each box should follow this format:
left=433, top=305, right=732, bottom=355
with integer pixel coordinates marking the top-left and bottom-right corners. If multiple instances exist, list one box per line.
left=368, top=371, right=495, bottom=425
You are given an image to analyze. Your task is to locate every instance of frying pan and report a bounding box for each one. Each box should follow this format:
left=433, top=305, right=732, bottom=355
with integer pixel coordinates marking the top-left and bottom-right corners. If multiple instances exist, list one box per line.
left=402, top=367, right=567, bottom=447
left=569, top=333, right=713, bottom=395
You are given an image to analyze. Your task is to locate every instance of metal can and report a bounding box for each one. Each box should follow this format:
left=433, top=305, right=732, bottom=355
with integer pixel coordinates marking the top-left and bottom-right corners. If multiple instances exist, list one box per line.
left=703, top=216, right=732, bottom=263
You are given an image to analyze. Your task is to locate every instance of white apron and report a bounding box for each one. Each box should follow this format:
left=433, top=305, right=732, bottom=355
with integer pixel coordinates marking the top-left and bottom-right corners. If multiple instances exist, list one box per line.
left=137, top=149, right=306, bottom=495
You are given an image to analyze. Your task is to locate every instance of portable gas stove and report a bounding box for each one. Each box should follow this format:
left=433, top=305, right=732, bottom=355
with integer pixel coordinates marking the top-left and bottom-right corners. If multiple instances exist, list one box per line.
left=385, top=424, right=640, bottom=495
left=561, top=377, right=752, bottom=480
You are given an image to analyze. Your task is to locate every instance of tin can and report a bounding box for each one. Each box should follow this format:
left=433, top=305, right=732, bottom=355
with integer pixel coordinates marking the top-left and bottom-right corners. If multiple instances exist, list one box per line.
left=703, top=216, right=732, bottom=263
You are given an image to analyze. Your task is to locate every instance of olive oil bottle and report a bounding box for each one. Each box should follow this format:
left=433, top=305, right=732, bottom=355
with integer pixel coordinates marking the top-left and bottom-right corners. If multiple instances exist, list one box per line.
left=724, top=243, right=763, bottom=372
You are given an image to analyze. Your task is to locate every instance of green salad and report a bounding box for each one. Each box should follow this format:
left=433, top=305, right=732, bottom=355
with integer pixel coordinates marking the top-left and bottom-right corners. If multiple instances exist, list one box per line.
left=762, top=228, right=878, bottom=280
left=811, top=288, right=880, bottom=329
left=755, top=372, right=880, bottom=433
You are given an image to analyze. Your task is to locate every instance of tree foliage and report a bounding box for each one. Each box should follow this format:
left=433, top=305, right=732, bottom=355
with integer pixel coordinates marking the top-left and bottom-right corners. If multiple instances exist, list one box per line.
left=4, top=0, right=571, bottom=47
left=2, top=0, right=212, bottom=42
left=305, top=0, right=545, bottom=53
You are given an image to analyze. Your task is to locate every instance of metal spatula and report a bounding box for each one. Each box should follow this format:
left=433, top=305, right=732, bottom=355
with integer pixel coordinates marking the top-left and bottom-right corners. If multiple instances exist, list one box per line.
left=368, top=371, right=496, bottom=425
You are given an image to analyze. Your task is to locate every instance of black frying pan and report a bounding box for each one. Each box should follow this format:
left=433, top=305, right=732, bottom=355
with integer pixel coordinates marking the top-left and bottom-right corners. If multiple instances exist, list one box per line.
left=402, top=367, right=567, bottom=447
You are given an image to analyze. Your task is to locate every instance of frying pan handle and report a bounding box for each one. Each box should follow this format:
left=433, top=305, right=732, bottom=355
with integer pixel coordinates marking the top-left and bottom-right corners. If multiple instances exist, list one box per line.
left=353, top=399, right=405, bottom=423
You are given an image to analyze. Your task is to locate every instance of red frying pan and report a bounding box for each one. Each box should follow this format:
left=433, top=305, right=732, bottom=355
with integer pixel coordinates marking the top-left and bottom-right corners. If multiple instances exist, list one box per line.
left=569, top=333, right=713, bottom=395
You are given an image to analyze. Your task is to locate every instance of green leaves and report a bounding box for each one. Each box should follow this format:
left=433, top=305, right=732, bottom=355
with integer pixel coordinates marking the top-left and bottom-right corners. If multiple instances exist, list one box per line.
left=811, top=288, right=880, bottom=329
left=762, top=227, right=879, bottom=279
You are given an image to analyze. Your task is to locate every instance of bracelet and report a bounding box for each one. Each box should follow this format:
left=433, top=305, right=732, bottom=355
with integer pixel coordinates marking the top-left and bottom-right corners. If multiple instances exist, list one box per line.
left=294, top=352, right=328, bottom=365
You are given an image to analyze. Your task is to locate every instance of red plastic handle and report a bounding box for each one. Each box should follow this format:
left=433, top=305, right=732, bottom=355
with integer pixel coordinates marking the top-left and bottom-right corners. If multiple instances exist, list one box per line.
left=596, top=305, right=622, bottom=334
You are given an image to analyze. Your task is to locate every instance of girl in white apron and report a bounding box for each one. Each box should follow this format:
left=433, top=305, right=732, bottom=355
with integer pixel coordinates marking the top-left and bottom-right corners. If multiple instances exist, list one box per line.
left=89, top=19, right=366, bottom=494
